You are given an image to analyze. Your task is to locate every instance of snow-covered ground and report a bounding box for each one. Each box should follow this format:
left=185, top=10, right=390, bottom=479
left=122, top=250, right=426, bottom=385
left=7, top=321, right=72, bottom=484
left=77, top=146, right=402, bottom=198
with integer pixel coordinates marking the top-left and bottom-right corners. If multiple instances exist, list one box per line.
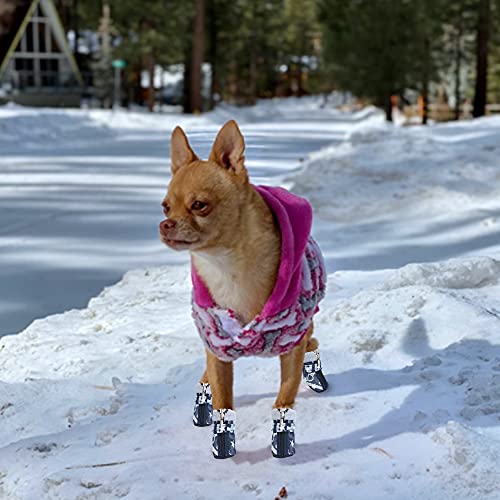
left=294, top=115, right=500, bottom=270
left=1, top=99, right=500, bottom=499
left=0, top=98, right=379, bottom=336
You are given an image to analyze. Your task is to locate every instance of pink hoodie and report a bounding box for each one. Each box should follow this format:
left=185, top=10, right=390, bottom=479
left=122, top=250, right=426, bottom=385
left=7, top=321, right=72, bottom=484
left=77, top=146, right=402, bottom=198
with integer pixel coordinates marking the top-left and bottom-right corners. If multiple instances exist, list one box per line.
left=191, top=185, right=326, bottom=362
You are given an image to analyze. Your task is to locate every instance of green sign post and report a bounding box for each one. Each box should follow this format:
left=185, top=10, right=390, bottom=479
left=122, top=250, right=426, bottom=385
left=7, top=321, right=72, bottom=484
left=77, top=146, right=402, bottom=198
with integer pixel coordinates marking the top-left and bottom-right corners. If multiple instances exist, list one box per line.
left=112, top=59, right=126, bottom=69
left=112, top=60, right=126, bottom=108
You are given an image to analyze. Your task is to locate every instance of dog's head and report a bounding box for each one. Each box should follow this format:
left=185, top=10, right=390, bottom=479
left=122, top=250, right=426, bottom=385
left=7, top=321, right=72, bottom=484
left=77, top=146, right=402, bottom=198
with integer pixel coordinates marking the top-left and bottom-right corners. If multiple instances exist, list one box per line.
left=159, top=120, right=249, bottom=252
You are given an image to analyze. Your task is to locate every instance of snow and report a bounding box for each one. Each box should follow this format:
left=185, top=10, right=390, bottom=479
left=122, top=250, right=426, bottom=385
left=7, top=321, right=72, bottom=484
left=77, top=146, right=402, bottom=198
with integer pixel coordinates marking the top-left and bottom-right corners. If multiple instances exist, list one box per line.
left=1, top=98, right=500, bottom=499
left=0, top=97, right=374, bottom=335
left=291, top=115, right=500, bottom=270
left=2, top=256, right=500, bottom=499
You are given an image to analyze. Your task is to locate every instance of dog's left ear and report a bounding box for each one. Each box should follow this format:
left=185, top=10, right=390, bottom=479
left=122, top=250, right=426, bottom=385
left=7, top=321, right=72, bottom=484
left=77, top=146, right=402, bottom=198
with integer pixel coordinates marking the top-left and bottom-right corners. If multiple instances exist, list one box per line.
left=209, top=120, right=247, bottom=182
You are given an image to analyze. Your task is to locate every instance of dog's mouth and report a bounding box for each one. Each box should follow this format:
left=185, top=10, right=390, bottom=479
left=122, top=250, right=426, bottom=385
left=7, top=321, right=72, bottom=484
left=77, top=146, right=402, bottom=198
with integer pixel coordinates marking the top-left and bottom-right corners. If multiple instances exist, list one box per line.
left=160, top=234, right=199, bottom=250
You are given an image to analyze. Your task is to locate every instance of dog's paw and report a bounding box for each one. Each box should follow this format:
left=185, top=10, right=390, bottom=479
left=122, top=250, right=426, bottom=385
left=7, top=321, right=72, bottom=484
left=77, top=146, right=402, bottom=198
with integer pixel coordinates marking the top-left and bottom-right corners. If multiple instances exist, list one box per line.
left=303, top=350, right=329, bottom=393
left=272, top=408, right=296, bottom=458
left=212, top=409, right=236, bottom=459
left=193, top=383, right=213, bottom=427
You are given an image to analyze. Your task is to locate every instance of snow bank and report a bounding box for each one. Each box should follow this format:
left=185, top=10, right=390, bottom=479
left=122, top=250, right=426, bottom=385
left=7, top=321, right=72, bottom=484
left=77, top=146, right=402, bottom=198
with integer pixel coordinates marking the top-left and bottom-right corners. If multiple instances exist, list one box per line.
left=293, top=116, right=500, bottom=271
left=431, top=422, right=500, bottom=499
left=291, top=120, right=500, bottom=224
left=1, top=254, right=500, bottom=499
left=208, top=97, right=382, bottom=125
left=380, top=256, right=500, bottom=290
left=0, top=97, right=384, bottom=153
left=0, top=104, right=115, bottom=150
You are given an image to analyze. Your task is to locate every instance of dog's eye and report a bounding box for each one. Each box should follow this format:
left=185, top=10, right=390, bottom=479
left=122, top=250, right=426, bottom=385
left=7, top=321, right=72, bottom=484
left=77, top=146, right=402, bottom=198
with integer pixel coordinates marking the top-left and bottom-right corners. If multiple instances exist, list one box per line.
left=162, top=203, right=170, bottom=216
left=191, top=200, right=208, bottom=211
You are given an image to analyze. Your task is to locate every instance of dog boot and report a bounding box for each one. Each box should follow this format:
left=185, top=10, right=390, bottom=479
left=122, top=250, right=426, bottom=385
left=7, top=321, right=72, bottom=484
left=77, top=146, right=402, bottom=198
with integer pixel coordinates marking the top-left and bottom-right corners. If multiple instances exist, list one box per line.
left=212, top=409, right=236, bottom=459
left=193, top=382, right=213, bottom=427
left=271, top=408, right=296, bottom=458
left=303, top=349, right=329, bottom=393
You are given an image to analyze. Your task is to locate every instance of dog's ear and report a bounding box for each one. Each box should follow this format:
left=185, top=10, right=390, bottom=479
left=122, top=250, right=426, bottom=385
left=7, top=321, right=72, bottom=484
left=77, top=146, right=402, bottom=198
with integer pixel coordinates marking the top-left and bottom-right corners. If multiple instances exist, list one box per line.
left=170, top=126, right=198, bottom=175
left=209, top=120, right=247, bottom=182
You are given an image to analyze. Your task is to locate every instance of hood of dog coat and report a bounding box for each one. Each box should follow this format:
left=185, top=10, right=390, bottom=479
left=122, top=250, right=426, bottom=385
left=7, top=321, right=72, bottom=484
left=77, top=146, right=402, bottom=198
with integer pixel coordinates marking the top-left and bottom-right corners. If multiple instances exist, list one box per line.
left=191, top=185, right=313, bottom=319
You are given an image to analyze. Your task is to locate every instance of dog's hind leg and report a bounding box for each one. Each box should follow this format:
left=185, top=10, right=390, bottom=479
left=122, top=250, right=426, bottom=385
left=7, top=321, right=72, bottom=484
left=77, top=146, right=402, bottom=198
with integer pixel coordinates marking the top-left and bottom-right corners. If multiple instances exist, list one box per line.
left=306, top=336, right=319, bottom=352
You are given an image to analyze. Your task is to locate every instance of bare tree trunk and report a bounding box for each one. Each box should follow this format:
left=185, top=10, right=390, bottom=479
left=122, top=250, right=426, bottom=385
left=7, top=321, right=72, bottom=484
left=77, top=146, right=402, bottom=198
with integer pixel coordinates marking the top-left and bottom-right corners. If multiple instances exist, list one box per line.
left=286, top=64, right=293, bottom=96
left=72, top=0, right=79, bottom=56
left=183, top=34, right=193, bottom=113
left=248, top=37, right=257, bottom=104
left=127, top=66, right=138, bottom=108
left=297, top=32, right=307, bottom=97
left=384, top=95, right=393, bottom=122
left=297, top=64, right=303, bottom=97
left=98, top=1, right=113, bottom=108
left=454, top=8, right=464, bottom=120
left=229, top=58, right=239, bottom=103
left=147, top=55, right=155, bottom=112
left=422, top=35, right=430, bottom=125
left=191, top=0, right=205, bottom=113
left=422, top=85, right=429, bottom=125
left=208, top=0, right=217, bottom=109
left=473, top=0, right=490, bottom=118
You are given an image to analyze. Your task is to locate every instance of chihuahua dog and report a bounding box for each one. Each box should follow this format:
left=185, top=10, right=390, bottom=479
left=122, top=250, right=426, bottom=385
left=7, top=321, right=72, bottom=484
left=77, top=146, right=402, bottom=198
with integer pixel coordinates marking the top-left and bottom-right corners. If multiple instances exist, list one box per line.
left=159, top=120, right=328, bottom=459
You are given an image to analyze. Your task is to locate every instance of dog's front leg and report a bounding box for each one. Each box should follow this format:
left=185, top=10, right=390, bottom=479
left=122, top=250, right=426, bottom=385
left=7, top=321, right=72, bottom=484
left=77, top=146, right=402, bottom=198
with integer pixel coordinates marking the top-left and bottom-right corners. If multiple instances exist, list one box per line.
left=271, top=324, right=312, bottom=458
left=192, top=367, right=212, bottom=427
left=274, top=325, right=311, bottom=409
left=206, top=349, right=234, bottom=409
left=205, top=349, right=236, bottom=458
left=199, top=369, right=209, bottom=384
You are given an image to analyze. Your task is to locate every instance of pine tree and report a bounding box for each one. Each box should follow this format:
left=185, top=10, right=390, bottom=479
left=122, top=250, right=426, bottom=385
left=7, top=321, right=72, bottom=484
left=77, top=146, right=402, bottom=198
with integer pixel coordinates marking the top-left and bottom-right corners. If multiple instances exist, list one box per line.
left=111, top=0, right=190, bottom=111
left=190, top=0, right=205, bottom=113
left=320, top=0, right=418, bottom=121
left=284, top=0, right=318, bottom=97
left=439, top=0, right=477, bottom=120
left=205, top=0, right=288, bottom=105
left=473, top=0, right=491, bottom=117
left=489, top=0, right=500, bottom=103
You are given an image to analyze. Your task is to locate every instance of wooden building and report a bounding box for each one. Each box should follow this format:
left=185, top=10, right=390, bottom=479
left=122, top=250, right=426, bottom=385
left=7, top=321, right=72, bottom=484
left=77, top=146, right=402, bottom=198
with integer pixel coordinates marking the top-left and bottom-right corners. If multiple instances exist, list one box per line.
left=0, top=0, right=83, bottom=106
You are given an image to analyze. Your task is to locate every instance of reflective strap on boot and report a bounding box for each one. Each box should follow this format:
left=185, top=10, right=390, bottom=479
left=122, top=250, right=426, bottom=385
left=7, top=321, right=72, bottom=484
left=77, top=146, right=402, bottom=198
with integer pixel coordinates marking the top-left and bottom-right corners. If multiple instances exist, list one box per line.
left=195, top=382, right=212, bottom=405
left=213, top=409, right=236, bottom=433
left=303, top=349, right=322, bottom=372
left=272, top=408, right=296, bottom=432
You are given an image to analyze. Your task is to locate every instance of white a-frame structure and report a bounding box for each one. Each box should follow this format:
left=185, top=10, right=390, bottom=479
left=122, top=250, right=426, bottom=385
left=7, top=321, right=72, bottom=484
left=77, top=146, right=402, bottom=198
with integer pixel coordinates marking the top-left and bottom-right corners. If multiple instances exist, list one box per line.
left=0, top=0, right=82, bottom=91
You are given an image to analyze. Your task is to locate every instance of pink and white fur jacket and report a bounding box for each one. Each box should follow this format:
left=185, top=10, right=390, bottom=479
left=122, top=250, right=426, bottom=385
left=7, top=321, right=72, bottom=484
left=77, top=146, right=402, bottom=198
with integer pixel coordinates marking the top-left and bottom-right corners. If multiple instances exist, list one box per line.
left=191, top=185, right=326, bottom=362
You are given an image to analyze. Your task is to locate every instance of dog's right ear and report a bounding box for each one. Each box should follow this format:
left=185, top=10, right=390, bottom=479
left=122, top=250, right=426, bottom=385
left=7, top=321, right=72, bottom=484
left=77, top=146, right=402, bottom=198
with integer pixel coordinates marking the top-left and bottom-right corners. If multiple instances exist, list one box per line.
left=170, top=126, right=198, bottom=175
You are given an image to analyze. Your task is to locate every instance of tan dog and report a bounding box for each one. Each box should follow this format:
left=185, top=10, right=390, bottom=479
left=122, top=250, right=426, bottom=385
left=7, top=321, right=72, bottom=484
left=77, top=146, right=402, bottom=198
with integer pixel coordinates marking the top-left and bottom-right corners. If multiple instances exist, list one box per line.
left=160, top=120, right=328, bottom=459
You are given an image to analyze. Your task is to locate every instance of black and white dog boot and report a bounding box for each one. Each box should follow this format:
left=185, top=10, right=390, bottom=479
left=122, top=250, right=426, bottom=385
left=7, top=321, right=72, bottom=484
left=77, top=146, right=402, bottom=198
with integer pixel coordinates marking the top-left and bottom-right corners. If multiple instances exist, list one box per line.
left=271, top=408, right=296, bottom=458
left=212, top=409, right=236, bottom=459
left=303, top=349, right=329, bottom=393
left=193, top=382, right=213, bottom=427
